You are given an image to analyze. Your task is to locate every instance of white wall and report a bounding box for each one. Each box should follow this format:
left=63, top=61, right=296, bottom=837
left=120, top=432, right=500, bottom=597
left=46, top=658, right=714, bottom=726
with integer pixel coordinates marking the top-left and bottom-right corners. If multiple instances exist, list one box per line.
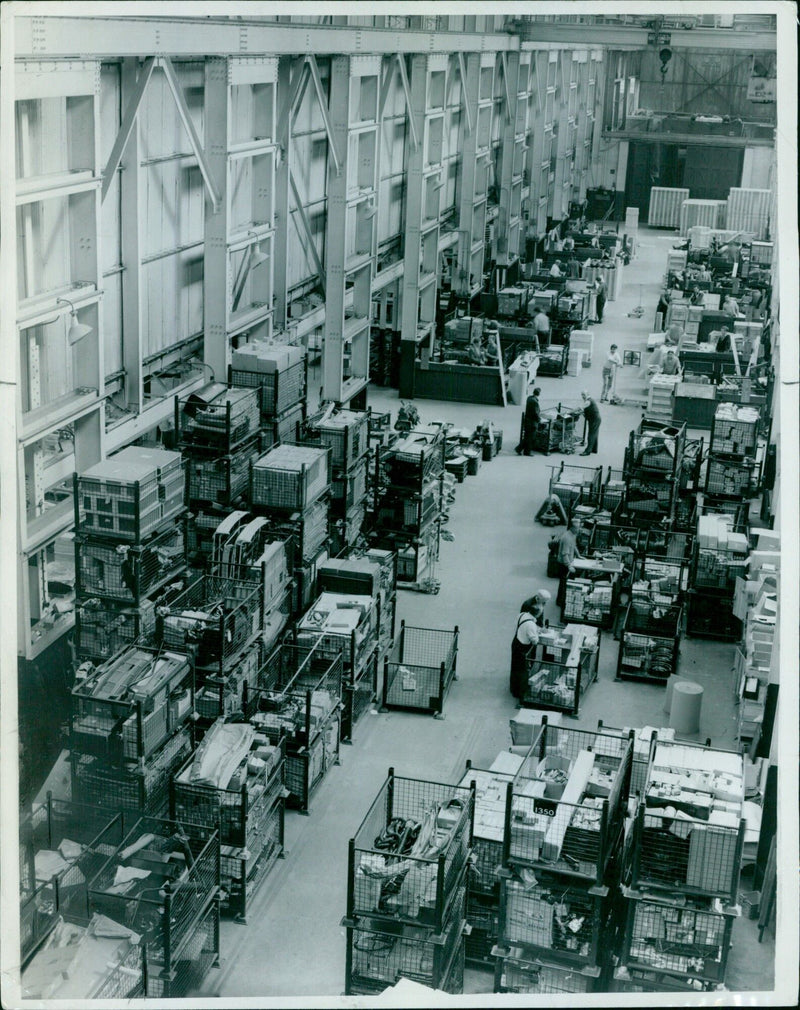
left=741, top=146, right=775, bottom=190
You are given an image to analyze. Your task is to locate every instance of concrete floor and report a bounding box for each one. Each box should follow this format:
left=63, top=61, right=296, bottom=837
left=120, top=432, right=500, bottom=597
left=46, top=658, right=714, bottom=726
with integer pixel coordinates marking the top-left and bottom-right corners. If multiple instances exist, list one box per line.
left=196, top=228, right=775, bottom=1001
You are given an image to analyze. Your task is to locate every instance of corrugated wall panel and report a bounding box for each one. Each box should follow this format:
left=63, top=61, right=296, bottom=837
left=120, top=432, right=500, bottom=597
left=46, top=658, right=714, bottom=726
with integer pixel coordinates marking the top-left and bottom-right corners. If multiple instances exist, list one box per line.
left=726, top=187, right=772, bottom=241
left=648, top=187, right=690, bottom=228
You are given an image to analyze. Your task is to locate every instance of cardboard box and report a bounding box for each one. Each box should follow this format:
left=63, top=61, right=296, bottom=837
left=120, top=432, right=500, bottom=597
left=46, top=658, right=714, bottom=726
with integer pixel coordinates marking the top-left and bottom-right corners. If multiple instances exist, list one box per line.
left=231, top=342, right=305, bottom=374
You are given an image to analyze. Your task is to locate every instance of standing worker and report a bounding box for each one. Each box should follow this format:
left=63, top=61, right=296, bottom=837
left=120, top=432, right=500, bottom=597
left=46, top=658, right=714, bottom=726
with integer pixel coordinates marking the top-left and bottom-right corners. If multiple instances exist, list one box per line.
left=555, top=520, right=582, bottom=613
left=515, top=387, right=542, bottom=456
left=601, top=344, right=623, bottom=403
left=533, top=308, right=551, bottom=350
left=509, top=591, right=551, bottom=699
left=580, top=391, right=601, bottom=455
left=595, top=276, right=607, bottom=323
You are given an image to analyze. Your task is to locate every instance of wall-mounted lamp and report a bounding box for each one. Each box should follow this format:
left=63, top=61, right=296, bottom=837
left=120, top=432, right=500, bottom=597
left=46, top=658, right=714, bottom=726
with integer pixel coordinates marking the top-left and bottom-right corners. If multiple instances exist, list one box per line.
left=56, top=297, right=92, bottom=345
left=363, top=199, right=378, bottom=220
left=248, top=230, right=269, bottom=268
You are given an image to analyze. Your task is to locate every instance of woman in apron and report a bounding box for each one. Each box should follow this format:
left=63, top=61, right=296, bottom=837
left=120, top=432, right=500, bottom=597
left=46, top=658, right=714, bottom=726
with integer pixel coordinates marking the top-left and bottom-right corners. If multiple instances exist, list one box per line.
left=509, top=592, right=551, bottom=699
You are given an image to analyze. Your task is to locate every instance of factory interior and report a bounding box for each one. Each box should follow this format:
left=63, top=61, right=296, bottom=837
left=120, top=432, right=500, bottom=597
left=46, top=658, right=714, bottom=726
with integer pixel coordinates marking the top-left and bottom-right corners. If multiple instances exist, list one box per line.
left=1, top=5, right=797, bottom=1008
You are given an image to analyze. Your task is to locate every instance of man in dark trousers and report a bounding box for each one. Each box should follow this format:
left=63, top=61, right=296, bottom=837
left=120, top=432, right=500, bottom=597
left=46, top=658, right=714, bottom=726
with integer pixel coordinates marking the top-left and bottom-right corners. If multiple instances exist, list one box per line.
left=595, top=277, right=607, bottom=323
left=580, top=390, right=601, bottom=455
left=515, top=387, right=542, bottom=455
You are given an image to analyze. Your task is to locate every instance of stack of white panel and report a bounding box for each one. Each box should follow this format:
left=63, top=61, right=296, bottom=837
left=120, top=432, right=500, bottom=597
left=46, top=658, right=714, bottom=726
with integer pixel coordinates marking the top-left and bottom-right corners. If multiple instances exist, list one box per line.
left=679, top=199, right=727, bottom=236
left=726, top=188, right=772, bottom=241
left=648, top=187, right=690, bottom=228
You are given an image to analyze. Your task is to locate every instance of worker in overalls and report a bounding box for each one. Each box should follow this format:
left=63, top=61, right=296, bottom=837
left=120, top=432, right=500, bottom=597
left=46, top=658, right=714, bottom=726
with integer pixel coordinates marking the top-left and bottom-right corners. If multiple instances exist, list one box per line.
left=510, top=591, right=551, bottom=699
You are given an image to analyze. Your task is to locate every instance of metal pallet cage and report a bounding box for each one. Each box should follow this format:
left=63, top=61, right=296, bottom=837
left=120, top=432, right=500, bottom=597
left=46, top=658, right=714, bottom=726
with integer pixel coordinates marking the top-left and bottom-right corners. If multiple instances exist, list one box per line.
left=244, top=639, right=343, bottom=813
left=250, top=443, right=331, bottom=512
left=519, top=631, right=600, bottom=717
left=193, top=640, right=262, bottom=723
left=344, top=881, right=467, bottom=996
left=548, top=462, right=603, bottom=514
left=616, top=600, right=682, bottom=683
left=216, top=796, right=285, bottom=922
left=609, top=963, right=721, bottom=994
left=75, top=524, right=186, bottom=605
left=494, top=948, right=601, bottom=994
left=347, top=769, right=475, bottom=934
left=625, top=421, right=687, bottom=480
left=601, top=467, right=627, bottom=511
left=260, top=401, right=307, bottom=450
left=73, top=464, right=185, bottom=544
left=498, top=872, right=613, bottom=969
left=86, top=814, right=220, bottom=978
left=155, top=574, right=264, bottom=678
left=71, top=646, right=193, bottom=766
left=617, top=887, right=736, bottom=985
left=140, top=894, right=221, bottom=998
left=307, top=409, right=370, bottom=471
left=74, top=599, right=156, bottom=662
left=330, top=456, right=369, bottom=512
left=341, top=647, right=379, bottom=744
left=692, top=543, right=749, bottom=594
left=185, top=435, right=262, bottom=507
left=19, top=801, right=127, bottom=962
left=503, top=722, right=633, bottom=886
left=175, top=385, right=261, bottom=454
left=71, top=725, right=193, bottom=818
left=229, top=356, right=307, bottom=417
left=384, top=427, right=447, bottom=491
left=382, top=622, right=459, bottom=717
left=709, top=406, right=759, bottom=458
left=704, top=455, right=760, bottom=499
left=685, top=590, right=742, bottom=641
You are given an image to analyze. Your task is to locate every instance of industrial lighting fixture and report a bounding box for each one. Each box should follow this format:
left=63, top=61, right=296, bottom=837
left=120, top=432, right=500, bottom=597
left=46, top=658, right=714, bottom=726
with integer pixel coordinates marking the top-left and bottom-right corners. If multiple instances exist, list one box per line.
left=363, top=199, right=377, bottom=220
left=56, top=297, right=92, bottom=345
left=248, top=231, right=269, bottom=268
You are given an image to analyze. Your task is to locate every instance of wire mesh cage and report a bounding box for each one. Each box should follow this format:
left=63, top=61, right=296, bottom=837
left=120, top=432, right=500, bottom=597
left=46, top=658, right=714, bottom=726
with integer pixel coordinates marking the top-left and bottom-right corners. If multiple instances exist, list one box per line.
left=19, top=802, right=127, bottom=962
left=330, top=457, right=369, bottom=512
left=498, top=873, right=612, bottom=968
left=217, top=796, right=285, bottom=922
left=185, top=435, right=261, bottom=507
left=307, top=409, right=370, bottom=471
left=628, top=805, right=745, bottom=902
left=75, top=599, right=156, bottom=663
left=143, top=895, right=220, bottom=997
left=685, top=590, right=742, bottom=641
left=342, top=649, right=378, bottom=743
left=624, top=475, right=676, bottom=525
left=71, top=725, right=193, bottom=818
left=633, top=554, right=690, bottom=599
left=155, top=574, right=264, bottom=677
left=693, top=544, right=749, bottom=593
left=89, top=931, right=147, bottom=999
left=563, top=569, right=620, bottom=629
left=673, top=495, right=699, bottom=533
left=464, top=888, right=499, bottom=969
left=494, top=950, right=601, bottom=994
left=176, top=385, right=261, bottom=454
left=230, top=356, right=307, bottom=417
left=373, top=479, right=442, bottom=534
left=625, top=420, right=687, bottom=479
left=601, top=467, right=627, bottom=511
left=171, top=730, right=285, bottom=850
left=618, top=889, right=736, bottom=984
left=385, top=428, right=447, bottom=491
left=609, top=963, right=722, bottom=994
left=616, top=602, right=682, bottom=683
left=75, top=525, right=186, bottom=605
left=704, top=456, right=759, bottom=499
left=344, top=879, right=466, bottom=995
left=520, top=632, right=600, bottom=717
left=382, top=622, right=459, bottom=716
left=250, top=444, right=331, bottom=512
left=348, top=770, right=475, bottom=933
left=71, top=647, right=193, bottom=766
left=193, top=641, right=262, bottom=723
left=503, top=722, right=633, bottom=885
left=709, top=406, right=759, bottom=457
left=86, top=814, right=219, bottom=975
left=259, top=401, right=306, bottom=451
left=548, top=463, right=603, bottom=514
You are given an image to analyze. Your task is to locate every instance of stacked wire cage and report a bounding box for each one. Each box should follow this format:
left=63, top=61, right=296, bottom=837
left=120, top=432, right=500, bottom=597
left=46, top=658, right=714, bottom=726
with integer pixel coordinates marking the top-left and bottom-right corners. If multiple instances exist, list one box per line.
left=381, top=620, right=459, bottom=718
left=518, top=625, right=600, bottom=717
left=243, top=637, right=343, bottom=814
left=613, top=739, right=745, bottom=993
left=687, top=426, right=755, bottom=639
left=69, top=645, right=195, bottom=817
left=171, top=725, right=286, bottom=923
left=342, top=768, right=475, bottom=995
left=85, top=813, right=221, bottom=998
left=19, top=798, right=128, bottom=968
left=305, top=408, right=371, bottom=557
left=73, top=446, right=187, bottom=661
left=368, top=425, right=446, bottom=588
left=315, top=553, right=397, bottom=742
left=587, top=523, right=643, bottom=593
left=456, top=742, right=544, bottom=971
left=249, top=442, right=332, bottom=616
left=494, top=722, right=633, bottom=994
left=228, top=342, right=308, bottom=449
left=621, top=420, right=687, bottom=529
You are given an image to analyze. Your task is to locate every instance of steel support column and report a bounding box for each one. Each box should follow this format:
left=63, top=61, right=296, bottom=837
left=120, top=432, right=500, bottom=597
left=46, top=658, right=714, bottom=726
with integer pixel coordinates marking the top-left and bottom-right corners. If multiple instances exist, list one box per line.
left=202, top=57, right=230, bottom=381
left=119, top=57, right=144, bottom=409
left=496, top=51, right=521, bottom=269
left=454, top=54, right=481, bottom=297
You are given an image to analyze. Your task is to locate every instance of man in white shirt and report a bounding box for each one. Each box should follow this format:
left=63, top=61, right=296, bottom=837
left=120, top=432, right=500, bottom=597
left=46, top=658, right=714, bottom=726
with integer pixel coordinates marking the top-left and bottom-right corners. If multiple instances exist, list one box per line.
left=549, top=260, right=565, bottom=278
left=533, top=309, right=551, bottom=348
left=601, top=344, right=623, bottom=402
left=509, top=591, right=551, bottom=698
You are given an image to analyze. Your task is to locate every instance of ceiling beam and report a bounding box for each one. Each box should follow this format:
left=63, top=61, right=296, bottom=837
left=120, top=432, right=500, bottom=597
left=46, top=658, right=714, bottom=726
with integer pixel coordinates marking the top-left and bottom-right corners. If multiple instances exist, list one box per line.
left=12, top=16, right=520, bottom=59
left=602, top=129, right=774, bottom=148
left=520, top=25, right=775, bottom=52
